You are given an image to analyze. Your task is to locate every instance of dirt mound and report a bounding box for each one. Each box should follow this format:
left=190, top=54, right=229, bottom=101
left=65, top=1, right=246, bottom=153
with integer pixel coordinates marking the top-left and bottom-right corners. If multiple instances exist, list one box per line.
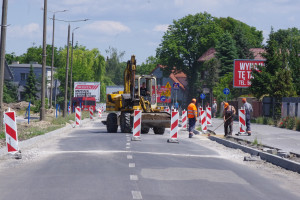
left=3, top=101, right=29, bottom=111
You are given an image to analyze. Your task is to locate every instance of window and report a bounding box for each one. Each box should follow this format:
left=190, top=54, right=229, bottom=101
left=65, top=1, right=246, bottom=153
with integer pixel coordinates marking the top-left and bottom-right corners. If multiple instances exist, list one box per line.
left=21, top=73, right=28, bottom=81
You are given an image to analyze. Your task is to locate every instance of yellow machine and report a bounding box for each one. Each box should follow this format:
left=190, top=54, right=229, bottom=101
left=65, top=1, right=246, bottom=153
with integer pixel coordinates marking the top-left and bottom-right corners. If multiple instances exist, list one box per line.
left=104, top=55, right=171, bottom=134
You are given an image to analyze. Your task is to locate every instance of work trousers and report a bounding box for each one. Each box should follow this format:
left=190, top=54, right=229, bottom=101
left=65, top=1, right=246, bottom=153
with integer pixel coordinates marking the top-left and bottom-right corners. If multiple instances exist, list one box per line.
left=224, top=119, right=233, bottom=136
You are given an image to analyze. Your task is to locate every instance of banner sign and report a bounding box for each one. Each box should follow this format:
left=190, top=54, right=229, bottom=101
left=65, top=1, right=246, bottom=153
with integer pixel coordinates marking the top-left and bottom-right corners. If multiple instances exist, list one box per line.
left=74, top=82, right=101, bottom=101
left=233, top=59, right=265, bottom=88
left=153, top=85, right=171, bottom=103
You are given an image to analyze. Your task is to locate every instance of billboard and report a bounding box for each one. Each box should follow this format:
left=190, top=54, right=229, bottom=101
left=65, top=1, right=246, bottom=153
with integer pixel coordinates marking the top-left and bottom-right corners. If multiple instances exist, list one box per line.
left=233, top=59, right=265, bottom=88
left=74, top=82, right=101, bottom=101
left=153, top=85, right=171, bottom=103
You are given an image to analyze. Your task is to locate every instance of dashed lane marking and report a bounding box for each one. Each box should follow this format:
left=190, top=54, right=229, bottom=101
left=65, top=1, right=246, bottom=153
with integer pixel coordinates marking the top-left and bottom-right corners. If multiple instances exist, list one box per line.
left=127, top=155, right=133, bottom=159
left=130, top=175, right=139, bottom=181
left=131, top=191, right=142, bottom=199
left=129, top=163, right=135, bottom=168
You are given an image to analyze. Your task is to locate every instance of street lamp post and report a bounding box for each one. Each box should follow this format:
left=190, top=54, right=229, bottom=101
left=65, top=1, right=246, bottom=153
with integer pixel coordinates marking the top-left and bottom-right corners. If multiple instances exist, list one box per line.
left=0, top=0, right=8, bottom=130
left=49, top=9, right=67, bottom=109
left=52, top=18, right=89, bottom=117
left=69, top=27, right=80, bottom=110
left=40, top=0, right=47, bottom=121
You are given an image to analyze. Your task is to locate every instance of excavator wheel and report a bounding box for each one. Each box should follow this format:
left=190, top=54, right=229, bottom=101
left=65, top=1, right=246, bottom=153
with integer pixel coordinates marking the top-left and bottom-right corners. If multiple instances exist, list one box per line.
left=141, top=127, right=150, bottom=134
left=107, top=113, right=118, bottom=133
left=153, top=127, right=165, bottom=135
left=120, top=112, right=132, bottom=133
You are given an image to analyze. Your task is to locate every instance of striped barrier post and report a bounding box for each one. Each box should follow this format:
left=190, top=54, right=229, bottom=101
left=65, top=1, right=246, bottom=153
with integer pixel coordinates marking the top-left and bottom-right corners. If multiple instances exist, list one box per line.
left=200, top=110, right=207, bottom=133
left=132, top=110, right=141, bottom=141
left=198, top=106, right=202, bottom=117
left=181, top=109, right=187, bottom=129
left=238, top=108, right=246, bottom=134
left=68, top=105, right=71, bottom=115
left=98, top=108, right=102, bottom=118
left=206, top=106, right=212, bottom=126
left=89, top=107, right=93, bottom=119
left=75, top=107, right=81, bottom=126
left=4, top=110, right=19, bottom=154
left=164, top=106, right=170, bottom=113
left=168, top=110, right=179, bottom=143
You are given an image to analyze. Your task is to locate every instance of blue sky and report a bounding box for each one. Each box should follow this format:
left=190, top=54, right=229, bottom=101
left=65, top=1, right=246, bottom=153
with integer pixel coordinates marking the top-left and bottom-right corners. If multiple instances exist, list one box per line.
left=3, top=0, right=300, bottom=63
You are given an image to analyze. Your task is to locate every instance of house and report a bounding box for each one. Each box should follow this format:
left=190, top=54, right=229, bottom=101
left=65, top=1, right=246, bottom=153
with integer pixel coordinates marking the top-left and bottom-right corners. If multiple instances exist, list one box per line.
left=9, top=62, right=59, bottom=101
left=4, top=61, right=14, bottom=81
left=151, top=65, right=188, bottom=108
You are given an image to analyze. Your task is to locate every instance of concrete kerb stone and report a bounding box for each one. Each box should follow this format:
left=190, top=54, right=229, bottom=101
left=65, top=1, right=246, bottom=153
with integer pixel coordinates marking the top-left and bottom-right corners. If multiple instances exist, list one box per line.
left=209, top=136, right=300, bottom=173
left=0, top=118, right=90, bottom=158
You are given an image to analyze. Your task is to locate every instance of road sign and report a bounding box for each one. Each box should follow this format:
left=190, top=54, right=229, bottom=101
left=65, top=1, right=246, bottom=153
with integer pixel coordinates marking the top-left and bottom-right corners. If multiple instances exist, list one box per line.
left=160, top=96, right=166, bottom=102
left=165, top=89, right=171, bottom=97
left=165, top=82, right=171, bottom=88
left=200, top=93, right=205, bottom=99
left=173, top=82, right=180, bottom=90
left=223, top=88, right=230, bottom=95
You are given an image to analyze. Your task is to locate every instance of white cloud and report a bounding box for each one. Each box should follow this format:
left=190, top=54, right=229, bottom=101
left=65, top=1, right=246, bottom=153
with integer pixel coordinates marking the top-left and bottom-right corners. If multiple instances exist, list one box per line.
left=153, top=24, right=169, bottom=32
left=8, top=23, right=40, bottom=39
left=84, top=21, right=130, bottom=35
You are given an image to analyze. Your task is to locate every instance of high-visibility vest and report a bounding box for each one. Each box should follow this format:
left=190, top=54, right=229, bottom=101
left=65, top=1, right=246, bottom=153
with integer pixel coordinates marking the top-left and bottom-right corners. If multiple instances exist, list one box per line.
left=187, top=103, right=197, bottom=118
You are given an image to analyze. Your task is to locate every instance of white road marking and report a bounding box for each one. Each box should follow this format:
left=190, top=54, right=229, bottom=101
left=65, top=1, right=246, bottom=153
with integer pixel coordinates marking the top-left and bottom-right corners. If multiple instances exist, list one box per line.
left=127, top=155, right=133, bottom=159
left=130, top=175, right=139, bottom=181
left=131, top=191, right=142, bottom=199
left=126, top=143, right=130, bottom=146
left=129, top=163, right=135, bottom=168
left=126, top=146, right=130, bottom=149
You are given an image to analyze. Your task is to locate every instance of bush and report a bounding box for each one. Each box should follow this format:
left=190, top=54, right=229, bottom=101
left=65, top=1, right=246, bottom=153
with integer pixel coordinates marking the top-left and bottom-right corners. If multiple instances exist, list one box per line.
left=287, top=117, right=295, bottom=130
left=296, top=118, right=300, bottom=131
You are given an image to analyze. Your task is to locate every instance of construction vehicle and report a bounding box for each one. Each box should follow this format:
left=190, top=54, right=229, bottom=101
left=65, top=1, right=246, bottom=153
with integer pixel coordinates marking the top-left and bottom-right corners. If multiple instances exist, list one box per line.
left=103, top=55, right=171, bottom=134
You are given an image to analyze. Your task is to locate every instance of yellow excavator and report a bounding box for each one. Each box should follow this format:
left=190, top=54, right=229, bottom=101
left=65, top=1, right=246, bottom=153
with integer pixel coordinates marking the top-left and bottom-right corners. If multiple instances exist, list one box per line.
left=103, top=55, right=171, bottom=134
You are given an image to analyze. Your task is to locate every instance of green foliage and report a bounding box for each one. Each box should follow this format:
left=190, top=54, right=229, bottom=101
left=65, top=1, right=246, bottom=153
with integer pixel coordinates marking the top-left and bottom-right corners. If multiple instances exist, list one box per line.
left=156, top=12, right=223, bottom=99
left=24, top=64, right=38, bottom=102
left=295, top=118, right=300, bottom=131
left=105, top=46, right=126, bottom=85
left=136, top=56, right=158, bottom=75
left=31, top=98, right=49, bottom=113
left=279, top=116, right=295, bottom=129
left=250, top=28, right=297, bottom=99
left=202, top=58, right=220, bottom=90
left=215, top=17, right=263, bottom=48
left=215, top=31, right=238, bottom=77
left=5, top=52, right=21, bottom=64
left=3, top=81, right=18, bottom=103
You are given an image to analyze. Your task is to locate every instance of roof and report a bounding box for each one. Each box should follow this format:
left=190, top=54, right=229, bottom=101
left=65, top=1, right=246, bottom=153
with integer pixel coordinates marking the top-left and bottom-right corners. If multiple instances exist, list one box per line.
left=9, top=63, right=52, bottom=69
left=249, top=48, right=266, bottom=60
left=197, top=47, right=266, bottom=62
left=197, top=48, right=216, bottom=62
left=4, top=61, right=13, bottom=81
left=152, top=64, right=187, bottom=90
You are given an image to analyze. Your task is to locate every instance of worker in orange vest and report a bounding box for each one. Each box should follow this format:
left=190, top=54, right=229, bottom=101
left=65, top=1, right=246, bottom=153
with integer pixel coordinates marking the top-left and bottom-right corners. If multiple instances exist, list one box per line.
left=187, top=98, right=198, bottom=138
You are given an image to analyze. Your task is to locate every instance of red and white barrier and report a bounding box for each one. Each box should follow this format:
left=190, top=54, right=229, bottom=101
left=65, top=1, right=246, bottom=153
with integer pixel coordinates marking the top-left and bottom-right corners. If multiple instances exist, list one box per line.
left=181, top=109, right=187, bottom=129
left=68, top=105, right=71, bottom=114
left=89, top=107, right=94, bottom=119
left=200, top=110, right=207, bottom=133
left=98, top=108, right=102, bottom=118
left=239, top=108, right=246, bottom=134
left=4, top=111, right=19, bottom=153
left=164, top=106, right=170, bottom=113
left=75, top=107, right=81, bottom=126
left=206, top=106, right=212, bottom=126
left=132, top=110, right=141, bottom=141
left=168, top=110, right=179, bottom=143
left=198, top=106, right=202, bottom=117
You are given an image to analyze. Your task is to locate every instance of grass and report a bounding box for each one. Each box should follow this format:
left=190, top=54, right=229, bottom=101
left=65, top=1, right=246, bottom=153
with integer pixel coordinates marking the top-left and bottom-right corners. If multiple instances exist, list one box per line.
left=196, top=126, right=202, bottom=131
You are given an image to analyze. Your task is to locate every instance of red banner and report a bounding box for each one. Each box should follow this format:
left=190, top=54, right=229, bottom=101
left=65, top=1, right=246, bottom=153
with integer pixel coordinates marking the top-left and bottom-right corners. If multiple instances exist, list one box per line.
left=233, top=59, right=265, bottom=88
left=152, top=85, right=171, bottom=103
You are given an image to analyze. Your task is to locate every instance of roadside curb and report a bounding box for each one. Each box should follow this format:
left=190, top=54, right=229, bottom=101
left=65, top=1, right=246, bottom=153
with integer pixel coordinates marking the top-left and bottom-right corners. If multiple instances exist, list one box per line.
left=209, top=135, right=300, bottom=173
left=0, top=118, right=90, bottom=158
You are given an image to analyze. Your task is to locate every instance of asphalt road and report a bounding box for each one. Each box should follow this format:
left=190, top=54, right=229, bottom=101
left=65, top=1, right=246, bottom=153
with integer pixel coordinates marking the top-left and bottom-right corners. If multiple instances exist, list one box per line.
left=0, top=115, right=299, bottom=200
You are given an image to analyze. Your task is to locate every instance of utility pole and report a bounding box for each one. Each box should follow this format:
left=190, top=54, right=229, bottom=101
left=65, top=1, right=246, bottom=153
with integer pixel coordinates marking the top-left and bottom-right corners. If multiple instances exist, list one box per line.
left=0, top=0, right=8, bottom=131
left=63, top=24, right=71, bottom=117
left=40, top=0, right=47, bottom=121
left=49, top=9, right=67, bottom=108
left=69, top=27, right=79, bottom=110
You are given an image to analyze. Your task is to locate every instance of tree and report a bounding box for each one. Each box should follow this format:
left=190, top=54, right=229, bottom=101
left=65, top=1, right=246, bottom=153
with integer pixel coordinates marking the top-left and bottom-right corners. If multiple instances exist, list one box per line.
left=202, top=58, right=220, bottom=104
left=233, top=25, right=254, bottom=59
left=250, top=28, right=297, bottom=99
left=24, top=65, right=38, bottom=102
left=105, top=47, right=126, bottom=85
left=3, top=81, right=18, bottom=103
left=136, top=56, right=158, bottom=75
left=215, top=31, right=238, bottom=77
left=156, top=12, right=223, bottom=100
